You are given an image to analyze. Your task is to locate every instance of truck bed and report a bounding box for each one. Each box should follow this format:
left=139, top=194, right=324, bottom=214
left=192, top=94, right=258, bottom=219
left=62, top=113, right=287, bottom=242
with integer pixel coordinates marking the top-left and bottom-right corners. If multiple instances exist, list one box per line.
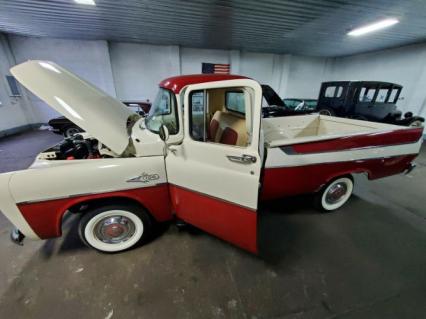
left=261, top=114, right=423, bottom=201
left=263, top=114, right=402, bottom=147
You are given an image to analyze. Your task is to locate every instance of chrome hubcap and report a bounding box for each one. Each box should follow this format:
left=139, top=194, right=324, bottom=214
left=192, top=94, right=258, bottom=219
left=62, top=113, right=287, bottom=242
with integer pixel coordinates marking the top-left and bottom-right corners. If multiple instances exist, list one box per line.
left=325, top=182, right=348, bottom=204
left=94, top=216, right=136, bottom=244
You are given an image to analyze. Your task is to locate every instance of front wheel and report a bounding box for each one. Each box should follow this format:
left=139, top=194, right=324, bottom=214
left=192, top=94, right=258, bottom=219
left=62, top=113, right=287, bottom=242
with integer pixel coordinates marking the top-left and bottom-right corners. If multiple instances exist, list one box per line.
left=315, top=176, right=354, bottom=212
left=78, top=204, right=152, bottom=253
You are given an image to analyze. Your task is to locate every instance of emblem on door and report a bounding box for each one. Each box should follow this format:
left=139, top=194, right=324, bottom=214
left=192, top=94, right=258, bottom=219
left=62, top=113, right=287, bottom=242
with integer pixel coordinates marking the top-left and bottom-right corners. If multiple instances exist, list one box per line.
left=126, top=172, right=160, bottom=183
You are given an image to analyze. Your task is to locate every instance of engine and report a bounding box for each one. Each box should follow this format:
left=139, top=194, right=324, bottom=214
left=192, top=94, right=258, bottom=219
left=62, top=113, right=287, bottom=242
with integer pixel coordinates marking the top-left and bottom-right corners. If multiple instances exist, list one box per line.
left=40, top=134, right=101, bottom=160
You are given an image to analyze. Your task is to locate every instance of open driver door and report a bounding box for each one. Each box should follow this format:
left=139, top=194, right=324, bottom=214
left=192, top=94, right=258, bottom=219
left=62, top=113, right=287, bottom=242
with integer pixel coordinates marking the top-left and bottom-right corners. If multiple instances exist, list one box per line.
left=165, top=79, right=263, bottom=253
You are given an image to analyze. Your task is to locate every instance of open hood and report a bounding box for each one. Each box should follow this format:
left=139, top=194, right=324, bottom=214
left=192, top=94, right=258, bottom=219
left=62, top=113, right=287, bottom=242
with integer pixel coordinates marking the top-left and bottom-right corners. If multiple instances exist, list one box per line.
left=11, top=60, right=134, bottom=155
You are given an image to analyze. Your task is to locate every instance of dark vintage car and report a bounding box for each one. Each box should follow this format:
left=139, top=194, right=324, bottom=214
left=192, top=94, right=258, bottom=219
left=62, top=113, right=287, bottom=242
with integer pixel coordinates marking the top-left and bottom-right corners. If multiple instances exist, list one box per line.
left=316, top=81, right=424, bottom=127
left=283, top=98, right=317, bottom=111
left=48, top=101, right=151, bottom=137
left=261, top=85, right=312, bottom=118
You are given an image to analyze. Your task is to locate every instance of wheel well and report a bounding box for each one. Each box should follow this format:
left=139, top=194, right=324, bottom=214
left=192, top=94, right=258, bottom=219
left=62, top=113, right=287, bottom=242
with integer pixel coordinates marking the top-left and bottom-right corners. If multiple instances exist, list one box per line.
left=318, top=172, right=355, bottom=192
left=62, top=196, right=157, bottom=232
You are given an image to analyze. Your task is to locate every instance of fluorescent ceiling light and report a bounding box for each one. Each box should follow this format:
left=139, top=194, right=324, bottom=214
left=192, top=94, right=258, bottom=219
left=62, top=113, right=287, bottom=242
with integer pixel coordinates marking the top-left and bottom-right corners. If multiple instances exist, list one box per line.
left=348, top=18, right=399, bottom=36
left=74, top=0, right=96, bottom=5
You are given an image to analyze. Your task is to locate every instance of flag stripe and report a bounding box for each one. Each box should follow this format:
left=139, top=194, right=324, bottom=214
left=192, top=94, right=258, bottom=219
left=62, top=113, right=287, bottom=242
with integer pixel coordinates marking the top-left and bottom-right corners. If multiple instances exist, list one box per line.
left=202, top=62, right=230, bottom=74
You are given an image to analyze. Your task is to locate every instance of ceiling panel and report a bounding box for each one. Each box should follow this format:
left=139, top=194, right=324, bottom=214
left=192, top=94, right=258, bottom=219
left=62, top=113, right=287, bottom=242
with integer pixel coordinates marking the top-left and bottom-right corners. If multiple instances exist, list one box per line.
left=0, top=0, right=426, bottom=57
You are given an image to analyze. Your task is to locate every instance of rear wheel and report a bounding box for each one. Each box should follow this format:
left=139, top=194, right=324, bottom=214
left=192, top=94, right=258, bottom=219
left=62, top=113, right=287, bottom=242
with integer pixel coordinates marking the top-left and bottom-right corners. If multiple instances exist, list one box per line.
left=78, top=204, right=152, bottom=253
left=315, top=176, right=354, bottom=212
left=318, top=107, right=335, bottom=116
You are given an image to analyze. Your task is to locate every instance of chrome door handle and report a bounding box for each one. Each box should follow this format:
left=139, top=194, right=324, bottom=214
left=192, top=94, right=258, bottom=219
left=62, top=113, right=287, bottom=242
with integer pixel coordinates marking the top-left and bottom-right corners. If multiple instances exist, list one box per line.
left=226, top=154, right=257, bottom=164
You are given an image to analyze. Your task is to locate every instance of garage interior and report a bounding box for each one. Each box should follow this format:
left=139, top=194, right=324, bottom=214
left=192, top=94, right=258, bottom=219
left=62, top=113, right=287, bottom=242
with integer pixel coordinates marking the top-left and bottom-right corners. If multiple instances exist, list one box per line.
left=0, top=1, right=425, bottom=318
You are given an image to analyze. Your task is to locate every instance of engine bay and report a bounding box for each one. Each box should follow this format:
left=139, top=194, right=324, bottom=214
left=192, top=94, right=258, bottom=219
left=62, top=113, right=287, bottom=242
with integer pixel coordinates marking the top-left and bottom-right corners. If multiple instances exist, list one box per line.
left=38, top=134, right=107, bottom=160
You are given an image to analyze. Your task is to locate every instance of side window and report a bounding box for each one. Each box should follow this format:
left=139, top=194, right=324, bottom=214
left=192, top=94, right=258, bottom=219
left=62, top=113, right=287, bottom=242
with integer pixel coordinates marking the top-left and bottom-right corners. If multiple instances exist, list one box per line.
left=336, top=86, right=343, bottom=98
left=388, top=88, right=400, bottom=103
left=225, top=91, right=245, bottom=114
left=376, top=89, right=389, bottom=103
left=189, top=88, right=250, bottom=147
left=324, top=86, right=336, bottom=97
left=189, top=91, right=206, bottom=141
left=359, top=87, right=376, bottom=102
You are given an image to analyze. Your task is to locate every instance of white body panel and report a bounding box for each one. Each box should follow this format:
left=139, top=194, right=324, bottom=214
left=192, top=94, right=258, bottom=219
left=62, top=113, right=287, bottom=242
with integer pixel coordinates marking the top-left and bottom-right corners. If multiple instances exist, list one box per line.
left=11, top=61, right=134, bottom=155
left=266, top=139, right=422, bottom=168
left=11, top=157, right=166, bottom=204
left=263, top=114, right=404, bottom=147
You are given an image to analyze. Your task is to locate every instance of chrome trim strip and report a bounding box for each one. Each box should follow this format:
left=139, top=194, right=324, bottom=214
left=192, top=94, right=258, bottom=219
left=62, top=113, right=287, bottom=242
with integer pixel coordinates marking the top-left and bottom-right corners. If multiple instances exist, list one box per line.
left=265, top=154, right=418, bottom=169
left=17, top=183, right=168, bottom=205
left=280, top=140, right=421, bottom=155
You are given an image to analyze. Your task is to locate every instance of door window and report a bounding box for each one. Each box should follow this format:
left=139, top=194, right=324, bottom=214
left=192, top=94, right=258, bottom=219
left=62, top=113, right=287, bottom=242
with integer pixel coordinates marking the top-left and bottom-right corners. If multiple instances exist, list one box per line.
left=189, top=88, right=250, bottom=147
left=324, top=86, right=343, bottom=98
left=359, top=87, right=376, bottom=102
left=376, top=89, right=389, bottom=103
left=388, top=88, right=400, bottom=103
left=189, top=91, right=206, bottom=141
left=324, top=86, right=336, bottom=97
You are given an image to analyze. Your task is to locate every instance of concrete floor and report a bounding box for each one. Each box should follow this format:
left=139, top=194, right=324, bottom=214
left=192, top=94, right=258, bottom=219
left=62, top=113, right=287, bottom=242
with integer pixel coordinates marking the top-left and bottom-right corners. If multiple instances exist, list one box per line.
left=0, top=130, right=425, bottom=319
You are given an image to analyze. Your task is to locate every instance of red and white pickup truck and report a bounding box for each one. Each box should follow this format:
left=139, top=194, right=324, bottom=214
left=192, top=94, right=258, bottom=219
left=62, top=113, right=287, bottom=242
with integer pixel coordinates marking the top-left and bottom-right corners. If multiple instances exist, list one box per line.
left=1, top=61, right=423, bottom=254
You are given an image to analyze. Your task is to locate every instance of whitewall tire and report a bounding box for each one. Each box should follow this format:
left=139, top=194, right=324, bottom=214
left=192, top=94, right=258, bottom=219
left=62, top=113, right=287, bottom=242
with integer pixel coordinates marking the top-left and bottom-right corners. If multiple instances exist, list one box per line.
left=78, top=204, right=152, bottom=253
left=315, top=176, right=354, bottom=212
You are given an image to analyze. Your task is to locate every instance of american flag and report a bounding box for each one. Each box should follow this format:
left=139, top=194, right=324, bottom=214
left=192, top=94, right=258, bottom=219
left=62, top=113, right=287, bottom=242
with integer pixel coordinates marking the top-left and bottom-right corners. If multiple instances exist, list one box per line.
left=202, top=63, right=230, bottom=74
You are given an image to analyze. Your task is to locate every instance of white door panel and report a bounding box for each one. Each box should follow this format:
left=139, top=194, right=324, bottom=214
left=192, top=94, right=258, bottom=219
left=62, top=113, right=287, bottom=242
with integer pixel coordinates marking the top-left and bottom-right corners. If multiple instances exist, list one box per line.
left=166, top=141, right=261, bottom=209
left=10, top=157, right=166, bottom=203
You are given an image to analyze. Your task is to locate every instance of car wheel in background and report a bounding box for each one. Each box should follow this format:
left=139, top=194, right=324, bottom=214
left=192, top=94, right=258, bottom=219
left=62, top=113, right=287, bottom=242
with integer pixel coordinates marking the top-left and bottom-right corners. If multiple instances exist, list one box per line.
left=78, top=204, right=153, bottom=253
left=63, top=125, right=82, bottom=137
left=318, top=107, right=335, bottom=116
left=408, top=119, right=424, bottom=128
left=315, top=176, right=354, bottom=212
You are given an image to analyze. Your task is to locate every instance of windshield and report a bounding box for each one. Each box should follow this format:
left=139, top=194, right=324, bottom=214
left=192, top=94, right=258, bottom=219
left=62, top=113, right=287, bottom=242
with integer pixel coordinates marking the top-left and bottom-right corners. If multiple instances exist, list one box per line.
left=145, top=88, right=179, bottom=134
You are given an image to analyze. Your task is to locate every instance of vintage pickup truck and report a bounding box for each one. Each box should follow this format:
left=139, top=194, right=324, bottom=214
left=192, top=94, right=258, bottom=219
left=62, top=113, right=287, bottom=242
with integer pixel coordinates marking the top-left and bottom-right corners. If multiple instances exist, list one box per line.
left=1, top=61, right=423, bottom=254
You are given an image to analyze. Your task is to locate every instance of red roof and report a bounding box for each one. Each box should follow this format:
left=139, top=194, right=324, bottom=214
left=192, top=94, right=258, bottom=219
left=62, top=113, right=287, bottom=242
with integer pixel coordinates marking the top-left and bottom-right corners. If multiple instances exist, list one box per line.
left=159, top=74, right=250, bottom=94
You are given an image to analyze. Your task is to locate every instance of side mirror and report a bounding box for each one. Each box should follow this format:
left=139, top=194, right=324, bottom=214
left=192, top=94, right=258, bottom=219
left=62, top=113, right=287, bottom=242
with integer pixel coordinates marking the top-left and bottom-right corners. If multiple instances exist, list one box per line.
left=159, top=124, right=169, bottom=142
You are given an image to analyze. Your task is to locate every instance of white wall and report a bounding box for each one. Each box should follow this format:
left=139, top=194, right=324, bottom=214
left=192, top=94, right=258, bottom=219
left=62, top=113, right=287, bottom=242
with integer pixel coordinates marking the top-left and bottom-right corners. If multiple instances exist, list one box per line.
left=181, top=47, right=230, bottom=74
left=109, top=43, right=180, bottom=102
left=9, top=35, right=116, bottom=123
